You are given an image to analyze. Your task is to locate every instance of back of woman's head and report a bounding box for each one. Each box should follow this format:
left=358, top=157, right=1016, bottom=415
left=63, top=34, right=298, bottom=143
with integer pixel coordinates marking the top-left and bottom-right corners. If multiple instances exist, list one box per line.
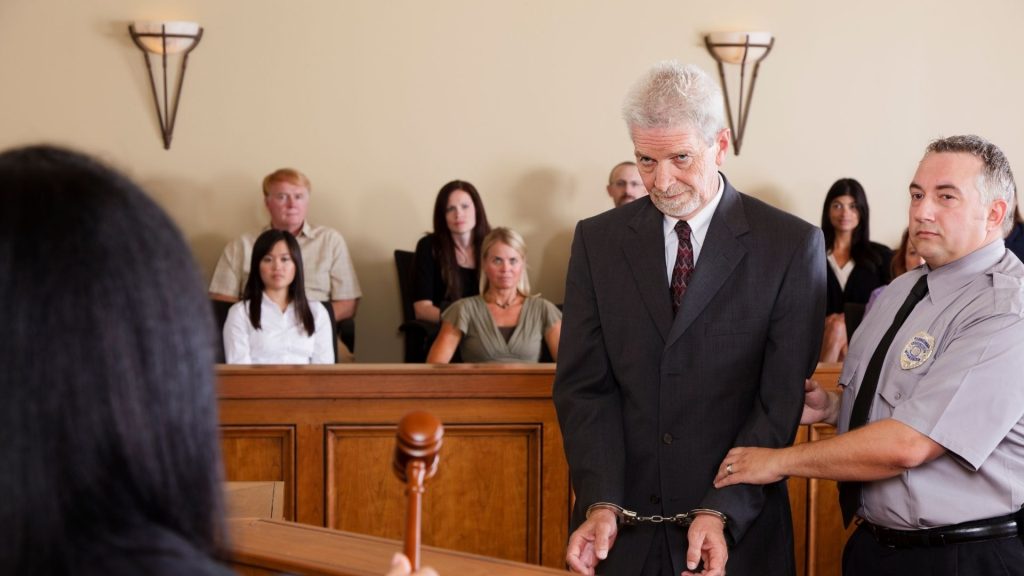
left=242, top=229, right=314, bottom=335
left=0, top=145, right=226, bottom=573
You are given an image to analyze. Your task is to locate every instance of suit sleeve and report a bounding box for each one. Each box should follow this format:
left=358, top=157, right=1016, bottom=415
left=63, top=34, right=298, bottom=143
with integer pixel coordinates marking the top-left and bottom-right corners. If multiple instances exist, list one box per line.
left=552, top=222, right=626, bottom=523
left=699, top=225, right=826, bottom=542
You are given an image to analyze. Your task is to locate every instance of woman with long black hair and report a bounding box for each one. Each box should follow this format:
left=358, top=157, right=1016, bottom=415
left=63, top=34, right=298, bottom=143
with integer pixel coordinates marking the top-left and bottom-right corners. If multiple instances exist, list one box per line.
left=223, top=229, right=334, bottom=364
left=412, top=180, right=492, bottom=323
left=821, top=179, right=892, bottom=315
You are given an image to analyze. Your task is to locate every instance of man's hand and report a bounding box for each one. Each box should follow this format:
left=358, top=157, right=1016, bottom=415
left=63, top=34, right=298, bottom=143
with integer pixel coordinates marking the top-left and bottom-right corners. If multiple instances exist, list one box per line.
left=713, top=447, right=786, bottom=488
left=801, top=378, right=839, bottom=426
left=682, top=514, right=728, bottom=576
left=801, top=379, right=829, bottom=425
left=565, top=508, right=618, bottom=575
left=385, top=552, right=439, bottom=576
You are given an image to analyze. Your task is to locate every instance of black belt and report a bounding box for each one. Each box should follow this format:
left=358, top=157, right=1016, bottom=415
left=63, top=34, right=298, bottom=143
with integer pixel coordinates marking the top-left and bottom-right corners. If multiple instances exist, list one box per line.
left=862, top=512, right=1021, bottom=548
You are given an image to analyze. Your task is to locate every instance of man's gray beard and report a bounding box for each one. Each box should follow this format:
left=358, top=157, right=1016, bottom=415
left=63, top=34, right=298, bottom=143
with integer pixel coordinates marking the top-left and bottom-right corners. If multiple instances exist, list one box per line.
left=650, top=189, right=702, bottom=219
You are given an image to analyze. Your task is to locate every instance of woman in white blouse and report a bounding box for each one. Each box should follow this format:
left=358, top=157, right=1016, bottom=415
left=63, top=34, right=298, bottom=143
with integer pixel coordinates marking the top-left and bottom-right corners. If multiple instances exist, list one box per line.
left=223, top=230, right=334, bottom=364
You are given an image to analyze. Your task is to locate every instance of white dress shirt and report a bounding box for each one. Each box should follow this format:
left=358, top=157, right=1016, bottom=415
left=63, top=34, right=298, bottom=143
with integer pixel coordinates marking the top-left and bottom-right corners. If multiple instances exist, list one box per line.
left=223, top=294, right=334, bottom=364
left=663, top=173, right=725, bottom=284
left=827, top=251, right=854, bottom=290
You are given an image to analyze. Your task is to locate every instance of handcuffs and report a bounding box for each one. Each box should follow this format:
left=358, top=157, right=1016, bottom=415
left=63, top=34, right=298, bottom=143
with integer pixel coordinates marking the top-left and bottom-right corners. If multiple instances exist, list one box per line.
left=586, top=502, right=728, bottom=527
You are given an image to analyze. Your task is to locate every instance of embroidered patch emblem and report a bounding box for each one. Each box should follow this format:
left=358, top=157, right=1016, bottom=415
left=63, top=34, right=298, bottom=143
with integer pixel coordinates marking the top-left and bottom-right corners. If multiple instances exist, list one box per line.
left=900, top=331, right=935, bottom=370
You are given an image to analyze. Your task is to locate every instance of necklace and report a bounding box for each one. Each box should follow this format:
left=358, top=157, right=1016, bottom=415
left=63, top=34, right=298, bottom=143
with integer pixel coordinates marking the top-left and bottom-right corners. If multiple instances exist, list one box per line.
left=490, top=294, right=518, bottom=309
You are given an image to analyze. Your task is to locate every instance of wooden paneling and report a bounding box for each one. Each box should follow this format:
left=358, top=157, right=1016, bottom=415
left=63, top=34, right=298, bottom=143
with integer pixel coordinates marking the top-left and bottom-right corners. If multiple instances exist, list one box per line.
left=218, top=364, right=567, bottom=569
left=788, top=425, right=809, bottom=576
left=220, top=426, right=295, bottom=520
left=326, top=424, right=540, bottom=563
left=803, top=363, right=851, bottom=576
left=806, top=425, right=857, bottom=576
left=226, top=482, right=286, bottom=520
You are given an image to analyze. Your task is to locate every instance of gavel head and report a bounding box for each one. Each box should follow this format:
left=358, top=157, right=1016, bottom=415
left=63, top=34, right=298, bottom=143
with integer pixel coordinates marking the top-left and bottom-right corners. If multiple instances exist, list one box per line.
left=393, top=410, right=444, bottom=483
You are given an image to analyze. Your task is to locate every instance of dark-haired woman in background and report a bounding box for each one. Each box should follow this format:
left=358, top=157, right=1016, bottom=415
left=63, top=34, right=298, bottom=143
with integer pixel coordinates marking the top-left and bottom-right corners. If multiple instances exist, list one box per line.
left=820, top=178, right=892, bottom=343
left=413, top=180, right=492, bottom=323
left=223, top=229, right=333, bottom=364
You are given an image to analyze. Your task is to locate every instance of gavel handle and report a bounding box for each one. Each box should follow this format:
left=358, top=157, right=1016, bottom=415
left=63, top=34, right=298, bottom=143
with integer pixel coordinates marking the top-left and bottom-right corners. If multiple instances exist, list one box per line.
left=404, top=460, right=428, bottom=570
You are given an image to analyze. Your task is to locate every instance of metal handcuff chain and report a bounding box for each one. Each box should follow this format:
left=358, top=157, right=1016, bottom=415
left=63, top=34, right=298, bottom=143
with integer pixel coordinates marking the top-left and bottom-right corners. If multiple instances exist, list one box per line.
left=586, top=502, right=727, bottom=527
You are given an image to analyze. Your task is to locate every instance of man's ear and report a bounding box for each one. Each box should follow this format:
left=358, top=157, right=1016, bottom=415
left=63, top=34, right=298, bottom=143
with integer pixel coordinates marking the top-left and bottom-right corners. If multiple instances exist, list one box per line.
left=714, top=129, right=731, bottom=166
left=988, top=199, right=1009, bottom=232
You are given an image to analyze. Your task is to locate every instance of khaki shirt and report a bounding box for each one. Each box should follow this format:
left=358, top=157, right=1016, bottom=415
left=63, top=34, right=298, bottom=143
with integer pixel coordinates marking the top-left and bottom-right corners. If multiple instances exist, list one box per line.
left=838, top=240, right=1024, bottom=529
left=209, top=222, right=361, bottom=302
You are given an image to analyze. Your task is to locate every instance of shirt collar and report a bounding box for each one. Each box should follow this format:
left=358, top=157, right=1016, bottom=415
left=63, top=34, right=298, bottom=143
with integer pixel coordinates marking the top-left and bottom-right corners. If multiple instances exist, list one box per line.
left=662, top=172, right=725, bottom=248
left=924, top=239, right=1007, bottom=301
left=263, top=221, right=312, bottom=238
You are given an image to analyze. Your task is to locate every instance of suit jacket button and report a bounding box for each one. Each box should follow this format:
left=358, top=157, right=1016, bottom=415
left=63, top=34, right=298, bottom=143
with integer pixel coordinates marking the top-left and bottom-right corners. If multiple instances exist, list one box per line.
left=662, top=433, right=673, bottom=445
left=650, top=494, right=661, bottom=504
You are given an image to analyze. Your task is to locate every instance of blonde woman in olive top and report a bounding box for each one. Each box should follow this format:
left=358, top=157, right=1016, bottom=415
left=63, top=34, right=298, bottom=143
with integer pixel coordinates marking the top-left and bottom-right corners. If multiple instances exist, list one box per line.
left=427, top=228, right=561, bottom=363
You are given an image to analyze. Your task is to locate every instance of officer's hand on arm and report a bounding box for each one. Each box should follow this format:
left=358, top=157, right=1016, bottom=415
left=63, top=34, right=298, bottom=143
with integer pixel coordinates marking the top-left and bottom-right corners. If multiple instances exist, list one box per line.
left=800, top=378, right=840, bottom=426
left=565, top=508, right=618, bottom=575
left=682, top=513, right=728, bottom=576
left=713, top=447, right=787, bottom=488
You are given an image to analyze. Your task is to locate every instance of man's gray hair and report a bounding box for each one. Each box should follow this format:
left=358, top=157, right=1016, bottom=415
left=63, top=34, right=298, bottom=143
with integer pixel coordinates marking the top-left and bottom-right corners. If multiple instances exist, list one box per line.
left=926, top=135, right=1017, bottom=234
left=622, top=61, right=726, bottom=145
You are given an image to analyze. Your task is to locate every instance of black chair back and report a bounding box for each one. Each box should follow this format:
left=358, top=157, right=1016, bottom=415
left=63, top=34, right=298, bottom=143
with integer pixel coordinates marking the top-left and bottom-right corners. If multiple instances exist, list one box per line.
left=395, top=250, right=417, bottom=325
left=211, top=299, right=233, bottom=363
left=394, top=249, right=440, bottom=362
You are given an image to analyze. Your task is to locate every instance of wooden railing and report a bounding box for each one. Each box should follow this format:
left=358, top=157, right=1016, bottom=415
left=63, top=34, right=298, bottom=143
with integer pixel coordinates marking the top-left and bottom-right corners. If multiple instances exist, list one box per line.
left=229, top=517, right=569, bottom=575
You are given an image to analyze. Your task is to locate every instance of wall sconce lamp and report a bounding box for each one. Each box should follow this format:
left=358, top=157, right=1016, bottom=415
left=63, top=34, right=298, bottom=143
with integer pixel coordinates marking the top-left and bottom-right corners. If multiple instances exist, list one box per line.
left=704, top=31, right=774, bottom=155
left=128, top=21, right=203, bottom=150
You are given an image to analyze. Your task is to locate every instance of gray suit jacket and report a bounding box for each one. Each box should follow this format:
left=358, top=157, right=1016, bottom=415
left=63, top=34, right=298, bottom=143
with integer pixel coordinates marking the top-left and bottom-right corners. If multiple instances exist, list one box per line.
left=553, top=175, right=825, bottom=576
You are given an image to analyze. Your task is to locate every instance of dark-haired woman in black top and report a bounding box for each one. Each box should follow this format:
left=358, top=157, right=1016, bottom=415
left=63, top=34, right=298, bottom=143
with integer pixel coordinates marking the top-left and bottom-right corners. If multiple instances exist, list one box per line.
left=820, top=178, right=892, bottom=355
left=413, top=180, right=492, bottom=322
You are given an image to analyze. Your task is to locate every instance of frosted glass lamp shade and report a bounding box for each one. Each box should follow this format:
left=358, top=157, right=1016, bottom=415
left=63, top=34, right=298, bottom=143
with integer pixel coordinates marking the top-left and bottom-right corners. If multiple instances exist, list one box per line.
left=131, top=21, right=202, bottom=55
left=705, top=31, right=773, bottom=64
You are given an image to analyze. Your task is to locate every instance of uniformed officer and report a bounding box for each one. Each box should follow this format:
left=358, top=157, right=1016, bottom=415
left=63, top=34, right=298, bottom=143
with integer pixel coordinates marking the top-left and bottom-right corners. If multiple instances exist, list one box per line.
left=712, top=134, right=1024, bottom=575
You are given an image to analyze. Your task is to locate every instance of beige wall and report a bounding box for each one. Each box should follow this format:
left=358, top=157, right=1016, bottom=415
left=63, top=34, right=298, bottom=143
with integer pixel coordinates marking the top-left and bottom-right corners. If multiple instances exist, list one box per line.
left=3, top=0, right=1022, bottom=361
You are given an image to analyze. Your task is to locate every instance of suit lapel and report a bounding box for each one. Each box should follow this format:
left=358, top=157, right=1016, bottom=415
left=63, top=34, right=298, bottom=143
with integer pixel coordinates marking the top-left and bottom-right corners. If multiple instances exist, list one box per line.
left=623, top=201, right=673, bottom=342
left=666, top=181, right=749, bottom=347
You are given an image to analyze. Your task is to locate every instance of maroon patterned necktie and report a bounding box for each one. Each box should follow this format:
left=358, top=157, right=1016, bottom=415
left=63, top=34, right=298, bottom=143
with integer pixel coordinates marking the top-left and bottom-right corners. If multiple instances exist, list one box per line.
left=670, top=220, right=693, bottom=316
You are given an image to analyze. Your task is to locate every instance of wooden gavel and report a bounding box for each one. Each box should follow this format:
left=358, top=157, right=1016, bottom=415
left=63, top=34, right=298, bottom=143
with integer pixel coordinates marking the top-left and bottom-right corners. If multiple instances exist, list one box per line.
left=392, top=410, right=444, bottom=570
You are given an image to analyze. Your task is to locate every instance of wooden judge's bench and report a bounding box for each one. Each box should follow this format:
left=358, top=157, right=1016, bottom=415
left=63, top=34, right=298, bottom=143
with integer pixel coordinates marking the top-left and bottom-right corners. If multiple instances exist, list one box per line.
left=218, top=363, right=851, bottom=575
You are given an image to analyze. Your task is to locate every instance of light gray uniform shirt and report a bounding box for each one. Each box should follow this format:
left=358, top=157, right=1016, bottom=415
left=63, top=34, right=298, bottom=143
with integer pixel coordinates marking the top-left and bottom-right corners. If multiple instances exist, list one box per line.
left=837, top=239, right=1024, bottom=529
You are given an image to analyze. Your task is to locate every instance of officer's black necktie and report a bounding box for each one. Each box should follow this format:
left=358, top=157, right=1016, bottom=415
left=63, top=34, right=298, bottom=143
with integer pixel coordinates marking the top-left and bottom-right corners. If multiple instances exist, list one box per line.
left=838, top=274, right=929, bottom=526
